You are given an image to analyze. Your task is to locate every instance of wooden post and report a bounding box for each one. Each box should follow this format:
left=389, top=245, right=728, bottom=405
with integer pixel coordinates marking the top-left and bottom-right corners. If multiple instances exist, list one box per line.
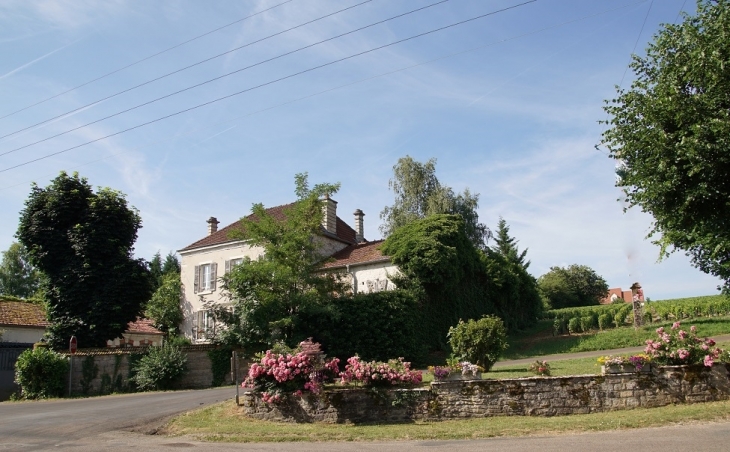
left=233, top=350, right=240, bottom=406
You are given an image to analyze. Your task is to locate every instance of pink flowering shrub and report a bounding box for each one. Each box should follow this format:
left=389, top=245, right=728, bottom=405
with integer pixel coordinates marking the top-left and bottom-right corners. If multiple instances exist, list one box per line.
left=243, top=347, right=340, bottom=404
left=340, top=356, right=422, bottom=387
left=644, top=322, right=723, bottom=367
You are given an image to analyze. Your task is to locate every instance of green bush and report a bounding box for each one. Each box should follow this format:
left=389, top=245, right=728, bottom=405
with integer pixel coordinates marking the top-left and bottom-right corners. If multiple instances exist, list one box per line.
left=567, top=317, right=581, bottom=334
left=14, top=347, right=69, bottom=399
left=447, top=315, right=508, bottom=371
left=579, top=316, right=593, bottom=332
left=131, top=344, right=187, bottom=391
left=598, top=313, right=611, bottom=330
left=297, top=290, right=426, bottom=364
left=553, top=317, right=567, bottom=335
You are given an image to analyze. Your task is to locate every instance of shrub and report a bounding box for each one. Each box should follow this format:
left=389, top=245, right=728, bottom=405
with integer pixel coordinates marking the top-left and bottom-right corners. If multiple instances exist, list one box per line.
left=579, top=315, right=595, bottom=332
left=553, top=317, right=567, bottom=335
left=447, top=315, right=508, bottom=371
left=14, top=347, right=69, bottom=399
left=598, top=313, right=612, bottom=330
left=528, top=360, right=551, bottom=376
left=645, top=322, right=724, bottom=366
left=297, top=290, right=425, bottom=364
left=243, top=342, right=340, bottom=404
left=567, top=317, right=581, bottom=334
left=131, top=344, right=188, bottom=391
left=339, top=356, right=422, bottom=387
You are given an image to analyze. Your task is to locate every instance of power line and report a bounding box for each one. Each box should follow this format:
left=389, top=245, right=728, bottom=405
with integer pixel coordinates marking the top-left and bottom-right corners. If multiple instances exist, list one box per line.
left=0, top=0, right=374, bottom=142
left=618, top=0, right=654, bottom=90
left=0, top=0, right=537, bottom=174
left=0, top=0, right=296, bottom=122
left=0, top=0, right=441, bottom=155
left=2, top=0, right=646, bottom=190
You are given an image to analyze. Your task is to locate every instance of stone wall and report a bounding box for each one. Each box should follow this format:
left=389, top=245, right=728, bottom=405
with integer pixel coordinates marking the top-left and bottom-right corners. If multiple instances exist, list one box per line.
left=241, top=364, right=730, bottom=423
left=65, top=345, right=248, bottom=395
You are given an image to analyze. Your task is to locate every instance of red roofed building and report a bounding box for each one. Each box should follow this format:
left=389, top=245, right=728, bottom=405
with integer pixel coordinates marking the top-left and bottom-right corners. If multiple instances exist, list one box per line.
left=178, top=197, right=397, bottom=343
left=0, top=299, right=162, bottom=347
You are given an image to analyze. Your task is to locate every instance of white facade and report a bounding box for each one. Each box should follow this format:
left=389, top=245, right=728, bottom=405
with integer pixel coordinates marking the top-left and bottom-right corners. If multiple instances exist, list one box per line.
left=0, top=325, right=45, bottom=344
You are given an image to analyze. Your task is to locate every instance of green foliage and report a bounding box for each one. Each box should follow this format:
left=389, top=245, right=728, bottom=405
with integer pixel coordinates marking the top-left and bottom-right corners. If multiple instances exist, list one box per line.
left=166, top=335, right=192, bottom=347
left=567, top=317, right=581, bottom=334
left=16, top=172, right=153, bottom=348
left=379, top=156, right=489, bottom=249
left=298, top=290, right=426, bottom=364
left=207, top=347, right=232, bottom=387
left=538, top=264, right=609, bottom=309
left=601, top=0, right=730, bottom=292
left=447, top=315, right=508, bottom=371
left=0, top=242, right=41, bottom=298
left=493, top=217, right=530, bottom=269
left=381, top=214, right=541, bottom=348
left=79, top=356, right=98, bottom=396
left=213, top=173, right=348, bottom=351
left=148, top=251, right=180, bottom=292
left=598, top=313, right=613, bottom=330
left=131, top=344, right=188, bottom=391
left=145, top=272, right=183, bottom=336
left=14, top=347, right=69, bottom=399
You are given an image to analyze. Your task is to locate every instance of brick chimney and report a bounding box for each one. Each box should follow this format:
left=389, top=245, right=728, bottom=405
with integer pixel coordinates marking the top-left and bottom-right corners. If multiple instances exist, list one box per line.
left=354, top=209, right=365, bottom=243
left=322, top=194, right=337, bottom=235
left=206, top=217, right=219, bottom=236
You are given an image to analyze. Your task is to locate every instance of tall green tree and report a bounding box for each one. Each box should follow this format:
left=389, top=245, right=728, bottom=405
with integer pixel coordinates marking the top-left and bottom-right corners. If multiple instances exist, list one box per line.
left=162, top=252, right=181, bottom=275
left=379, top=156, right=490, bottom=248
left=145, top=272, right=183, bottom=337
left=210, top=173, right=348, bottom=351
left=492, top=217, right=530, bottom=270
left=538, top=265, right=608, bottom=309
left=0, top=242, right=41, bottom=298
left=601, top=0, right=730, bottom=292
left=16, top=172, right=153, bottom=348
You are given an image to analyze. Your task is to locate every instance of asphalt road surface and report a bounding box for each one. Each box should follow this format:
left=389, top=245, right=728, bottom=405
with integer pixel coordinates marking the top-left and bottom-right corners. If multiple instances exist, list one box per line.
left=0, top=386, right=233, bottom=451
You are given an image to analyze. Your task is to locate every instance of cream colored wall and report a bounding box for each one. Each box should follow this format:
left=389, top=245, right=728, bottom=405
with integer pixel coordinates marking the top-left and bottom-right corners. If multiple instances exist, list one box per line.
left=347, top=261, right=399, bottom=294
left=0, top=326, right=45, bottom=344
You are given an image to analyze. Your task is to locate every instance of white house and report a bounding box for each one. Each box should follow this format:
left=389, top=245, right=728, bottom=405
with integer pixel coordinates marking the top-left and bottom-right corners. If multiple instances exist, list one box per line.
left=177, top=196, right=398, bottom=343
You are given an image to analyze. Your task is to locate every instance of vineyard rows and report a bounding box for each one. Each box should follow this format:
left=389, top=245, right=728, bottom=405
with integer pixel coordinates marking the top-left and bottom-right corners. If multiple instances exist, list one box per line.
left=544, top=295, right=730, bottom=335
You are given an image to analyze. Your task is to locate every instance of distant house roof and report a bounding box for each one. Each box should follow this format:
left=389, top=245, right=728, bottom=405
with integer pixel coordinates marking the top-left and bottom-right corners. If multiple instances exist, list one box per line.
left=0, top=301, right=49, bottom=328
left=180, top=202, right=357, bottom=252
left=126, top=318, right=164, bottom=336
left=321, top=240, right=391, bottom=269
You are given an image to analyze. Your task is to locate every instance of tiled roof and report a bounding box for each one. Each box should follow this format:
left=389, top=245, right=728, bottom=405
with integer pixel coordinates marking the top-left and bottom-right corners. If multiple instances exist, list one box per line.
left=180, top=202, right=357, bottom=252
left=322, top=240, right=391, bottom=269
left=0, top=301, right=49, bottom=328
left=126, top=317, right=164, bottom=335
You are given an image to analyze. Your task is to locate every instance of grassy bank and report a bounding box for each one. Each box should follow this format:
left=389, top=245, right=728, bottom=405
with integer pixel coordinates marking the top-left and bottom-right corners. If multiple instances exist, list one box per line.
left=164, top=399, right=730, bottom=442
left=503, top=316, right=730, bottom=360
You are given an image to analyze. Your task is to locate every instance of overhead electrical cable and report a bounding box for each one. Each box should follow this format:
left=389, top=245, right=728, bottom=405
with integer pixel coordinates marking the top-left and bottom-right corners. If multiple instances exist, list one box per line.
left=0, top=0, right=374, bottom=142
left=0, top=0, right=537, bottom=174
left=1, top=0, right=654, bottom=186
left=0, top=0, right=296, bottom=121
left=618, top=0, right=653, bottom=89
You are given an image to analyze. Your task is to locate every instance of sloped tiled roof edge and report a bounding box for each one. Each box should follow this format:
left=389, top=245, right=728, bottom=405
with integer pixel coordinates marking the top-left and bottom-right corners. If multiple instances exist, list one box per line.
left=0, top=301, right=49, bottom=328
left=321, top=240, right=391, bottom=269
left=180, top=202, right=357, bottom=252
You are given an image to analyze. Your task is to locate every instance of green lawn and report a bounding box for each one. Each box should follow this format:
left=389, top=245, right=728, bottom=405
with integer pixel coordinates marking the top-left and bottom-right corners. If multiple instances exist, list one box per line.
left=503, top=316, right=730, bottom=360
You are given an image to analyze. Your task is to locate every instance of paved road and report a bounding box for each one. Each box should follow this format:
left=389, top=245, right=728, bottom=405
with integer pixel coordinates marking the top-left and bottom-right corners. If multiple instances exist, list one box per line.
left=0, top=386, right=234, bottom=451
left=493, top=333, right=730, bottom=368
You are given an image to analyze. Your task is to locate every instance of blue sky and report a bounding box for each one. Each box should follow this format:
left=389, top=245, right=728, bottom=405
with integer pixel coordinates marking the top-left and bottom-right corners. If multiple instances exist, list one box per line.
left=0, top=0, right=722, bottom=300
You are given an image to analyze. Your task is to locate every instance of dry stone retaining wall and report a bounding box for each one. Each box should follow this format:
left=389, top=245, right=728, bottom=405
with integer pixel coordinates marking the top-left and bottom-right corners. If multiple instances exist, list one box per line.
left=242, top=364, right=730, bottom=423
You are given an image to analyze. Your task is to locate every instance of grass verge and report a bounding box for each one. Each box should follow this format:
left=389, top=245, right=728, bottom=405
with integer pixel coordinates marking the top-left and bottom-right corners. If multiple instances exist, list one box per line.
left=163, top=399, right=730, bottom=443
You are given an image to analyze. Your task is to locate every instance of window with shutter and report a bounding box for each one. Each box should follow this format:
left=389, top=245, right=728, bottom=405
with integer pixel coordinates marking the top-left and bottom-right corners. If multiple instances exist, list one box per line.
left=193, top=265, right=200, bottom=294
left=210, top=262, right=218, bottom=291
left=224, top=259, right=230, bottom=275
